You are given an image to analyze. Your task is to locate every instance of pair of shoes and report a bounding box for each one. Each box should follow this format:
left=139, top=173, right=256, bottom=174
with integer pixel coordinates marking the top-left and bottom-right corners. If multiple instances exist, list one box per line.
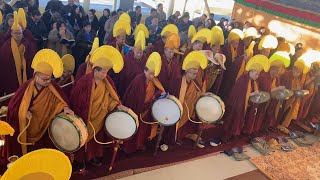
left=89, top=157, right=102, bottom=167
left=160, top=144, right=169, bottom=151
left=277, top=125, right=290, bottom=134
left=209, top=138, right=222, bottom=147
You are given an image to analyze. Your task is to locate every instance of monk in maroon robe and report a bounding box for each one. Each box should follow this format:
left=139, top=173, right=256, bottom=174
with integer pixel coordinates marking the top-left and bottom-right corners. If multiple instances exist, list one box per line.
left=153, top=38, right=165, bottom=55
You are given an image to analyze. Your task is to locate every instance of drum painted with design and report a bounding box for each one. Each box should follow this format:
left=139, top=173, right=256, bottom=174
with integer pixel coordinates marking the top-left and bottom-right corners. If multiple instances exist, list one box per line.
left=151, top=95, right=183, bottom=126
left=105, top=110, right=139, bottom=140
left=195, top=93, right=225, bottom=123
left=49, top=113, right=88, bottom=153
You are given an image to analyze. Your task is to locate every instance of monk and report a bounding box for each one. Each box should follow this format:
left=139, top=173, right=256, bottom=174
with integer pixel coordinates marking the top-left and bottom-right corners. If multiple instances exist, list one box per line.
left=222, top=55, right=270, bottom=142
left=170, top=51, right=208, bottom=148
left=278, top=59, right=308, bottom=134
left=118, top=30, right=148, bottom=98
left=2, top=49, right=74, bottom=159
left=153, top=24, right=178, bottom=55
left=254, top=35, right=278, bottom=57
left=57, top=54, right=75, bottom=98
left=122, top=52, right=165, bottom=153
left=70, top=45, right=128, bottom=171
left=0, top=11, right=37, bottom=97
left=256, top=51, right=290, bottom=132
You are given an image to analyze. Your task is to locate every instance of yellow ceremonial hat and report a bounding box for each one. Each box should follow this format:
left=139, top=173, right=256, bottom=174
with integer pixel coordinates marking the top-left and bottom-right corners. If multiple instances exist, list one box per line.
left=32, top=49, right=63, bottom=78
left=191, top=28, right=213, bottom=44
left=161, top=24, right=178, bottom=37
left=300, top=50, right=320, bottom=67
left=0, top=11, right=3, bottom=24
left=228, top=28, right=244, bottom=42
left=91, top=45, right=124, bottom=73
left=0, top=120, right=14, bottom=136
left=246, top=41, right=256, bottom=58
left=113, top=20, right=131, bottom=37
left=182, top=51, right=208, bottom=70
left=61, top=54, right=75, bottom=73
left=269, top=51, right=291, bottom=68
left=11, top=11, right=21, bottom=32
left=165, top=33, right=180, bottom=49
left=211, top=26, right=224, bottom=46
left=18, top=8, right=27, bottom=30
left=258, top=35, right=278, bottom=50
left=243, top=27, right=258, bottom=39
left=245, top=54, right=270, bottom=72
left=1, top=149, right=72, bottom=180
left=88, top=37, right=99, bottom=56
left=188, top=25, right=196, bottom=39
left=119, top=13, right=131, bottom=24
left=146, top=52, right=162, bottom=77
left=294, top=59, right=309, bottom=74
left=134, top=24, right=149, bottom=39
left=134, top=30, right=146, bottom=50
left=277, top=42, right=295, bottom=55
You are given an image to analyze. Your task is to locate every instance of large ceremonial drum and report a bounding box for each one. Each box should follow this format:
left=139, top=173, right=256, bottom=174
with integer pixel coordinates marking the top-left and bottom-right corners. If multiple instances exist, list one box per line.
left=105, top=109, right=139, bottom=140
left=151, top=95, right=183, bottom=126
left=49, top=113, right=88, bottom=153
left=195, top=93, right=225, bottom=123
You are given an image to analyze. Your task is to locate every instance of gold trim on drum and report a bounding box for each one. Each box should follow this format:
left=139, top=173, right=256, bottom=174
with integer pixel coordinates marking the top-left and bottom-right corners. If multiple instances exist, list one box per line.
left=195, top=93, right=225, bottom=124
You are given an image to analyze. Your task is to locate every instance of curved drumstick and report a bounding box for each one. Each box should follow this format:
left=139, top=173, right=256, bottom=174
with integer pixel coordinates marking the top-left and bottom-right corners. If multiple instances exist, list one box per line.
left=89, top=121, right=113, bottom=145
left=139, top=114, right=158, bottom=125
left=184, top=102, right=203, bottom=124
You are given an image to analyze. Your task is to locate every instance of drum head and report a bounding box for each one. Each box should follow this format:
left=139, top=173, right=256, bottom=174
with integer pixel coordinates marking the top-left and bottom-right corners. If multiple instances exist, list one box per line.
left=196, top=96, right=223, bottom=123
left=152, top=98, right=181, bottom=126
left=105, top=111, right=137, bottom=140
left=50, top=117, right=80, bottom=152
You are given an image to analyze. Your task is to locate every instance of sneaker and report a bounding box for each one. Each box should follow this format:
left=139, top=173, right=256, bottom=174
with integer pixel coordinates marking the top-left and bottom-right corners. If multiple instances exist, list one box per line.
left=209, top=138, right=222, bottom=147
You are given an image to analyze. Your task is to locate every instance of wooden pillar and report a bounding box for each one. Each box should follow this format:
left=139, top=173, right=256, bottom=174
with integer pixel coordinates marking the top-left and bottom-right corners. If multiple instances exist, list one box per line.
left=204, top=0, right=211, bottom=15
left=182, top=0, right=188, bottom=14
left=166, top=0, right=175, bottom=18
left=112, top=0, right=117, bottom=11
left=83, top=0, right=90, bottom=12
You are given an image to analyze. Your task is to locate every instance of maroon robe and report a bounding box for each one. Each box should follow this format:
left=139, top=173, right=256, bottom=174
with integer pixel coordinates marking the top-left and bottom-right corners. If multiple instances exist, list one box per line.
left=69, top=72, right=119, bottom=161
left=0, top=37, right=37, bottom=97
left=109, top=40, right=125, bottom=91
left=75, top=62, right=88, bottom=83
left=307, top=92, right=320, bottom=122
left=158, top=54, right=182, bottom=94
left=56, top=76, right=74, bottom=98
left=118, top=51, right=147, bottom=98
left=153, top=39, right=165, bottom=55
left=122, top=74, right=162, bottom=153
left=2, top=79, right=68, bottom=159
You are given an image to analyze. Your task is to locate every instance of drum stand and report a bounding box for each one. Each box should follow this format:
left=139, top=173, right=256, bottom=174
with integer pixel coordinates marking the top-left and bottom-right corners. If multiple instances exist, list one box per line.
left=194, top=123, right=205, bottom=149
left=153, top=125, right=165, bottom=157
left=109, top=140, right=122, bottom=172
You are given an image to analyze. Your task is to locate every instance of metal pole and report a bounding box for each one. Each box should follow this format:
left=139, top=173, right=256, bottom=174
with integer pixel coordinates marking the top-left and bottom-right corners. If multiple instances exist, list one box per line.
left=182, top=0, right=188, bottom=14
left=166, top=0, right=175, bottom=18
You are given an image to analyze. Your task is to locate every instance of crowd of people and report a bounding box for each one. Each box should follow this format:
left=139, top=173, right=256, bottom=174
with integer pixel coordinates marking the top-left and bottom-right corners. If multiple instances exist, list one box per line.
left=0, top=0, right=319, bottom=175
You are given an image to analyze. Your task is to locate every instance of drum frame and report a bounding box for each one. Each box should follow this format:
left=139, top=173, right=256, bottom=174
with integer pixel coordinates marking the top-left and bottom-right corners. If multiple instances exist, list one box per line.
left=195, top=93, right=225, bottom=124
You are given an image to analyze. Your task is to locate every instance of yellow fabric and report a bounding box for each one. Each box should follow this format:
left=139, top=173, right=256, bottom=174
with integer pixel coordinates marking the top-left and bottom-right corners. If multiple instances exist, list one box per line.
left=243, top=27, right=257, bottom=38
left=134, top=30, right=146, bottom=50
left=236, top=60, right=246, bottom=81
left=143, top=81, right=157, bottom=140
left=246, top=54, right=270, bottom=72
left=294, top=59, right=309, bottom=74
left=91, top=45, right=124, bottom=73
left=258, top=35, right=278, bottom=50
left=0, top=11, right=2, bottom=24
left=61, top=54, right=75, bottom=73
left=228, top=29, right=244, bottom=42
left=246, top=41, right=255, bottom=58
left=11, top=11, right=21, bottom=31
left=134, top=24, right=149, bottom=39
left=89, top=38, right=99, bottom=55
left=182, top=51, right=208, bottom=70
left=211, top=26, right=224, bottom=46
left=113, top=20, right=131, bottom=37
left=161, top=24, right=178, bottom=37
left=18, top=8, right=27, bottom=29
left=146, top=52, right=162, bottom=77
left=32, top=49, right=63, bottom=78
left=0, top=121, right=14, bottom=136
left=1, top=149, right=72, bottom=180
left=188, top=25, right=196, bottom=39
left=119, top=13, right=131, bottom=24
left=230, top=45, right=237, bottom=62
left=165, top=33, right=180, bottom=49
left=245, top=80, right=259, bottom=114
left=277, top=42, right=295, bottom=55
left=34, top=62, right=53, bottom=76
left=191, top=28, right=213, bottom=44
left=18, top=79, right=67, bottom=155
left=11, top=37, right=27, bottom=85
left=269, top=51, right=291, bottom=67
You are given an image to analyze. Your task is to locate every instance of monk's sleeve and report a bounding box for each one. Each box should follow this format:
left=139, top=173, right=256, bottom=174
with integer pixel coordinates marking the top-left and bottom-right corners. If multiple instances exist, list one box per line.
left=107, top=95, right=119, bottom=112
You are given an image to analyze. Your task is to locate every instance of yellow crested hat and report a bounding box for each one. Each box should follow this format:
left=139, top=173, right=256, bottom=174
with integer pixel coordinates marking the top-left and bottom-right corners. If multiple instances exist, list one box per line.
left=89, top=37, right=99, bottom=56
left=191, top=28, right=213, bottom=44
left=299, top=50, right=320, bottom=67
left=134, top=30, right=146, bottom=50
left=294, top=59, right=309, bottom=74
left=243, top=27, right=258, bottom=39
left=18, top=8, right=27, bottom=30
left=246, top=41, right=256, bottom=58
left=134, top=24, right=149, bottom=39
left=228, top=29, right=244, bottom=42
left=211, top=26, right=224, bottom=46
left=119, top=13, right=131, bottom=24
left=245, top=54, right=270, bottom=72
left=113, top=20, right=131, bottom=37
left=146, top=52, right=162, bottom=77
left=1, top=149, right=72, bottom=180
left=188, top=25, right=196, bottom=39
left=61, top=54, right=75, bottom=73
left=258, top=35, right=278, bottom=50
left=0, top=120, right=14, bottom=136
left=11, top=11, right=22, bottom=32
left=32, top=49, right=63, bottom=78
left=91, top=45, right=124, bottom=73
left=277, top=42, right=295, bottom=55
left=161, top=24, right=178, bottom=37
left=182, top=51, right=208, bottom=70
left=0, top=11, right=2, bottom=24
left=165, top=33, right=180, bottom=49
left=269, top=51, right=291, bottom=68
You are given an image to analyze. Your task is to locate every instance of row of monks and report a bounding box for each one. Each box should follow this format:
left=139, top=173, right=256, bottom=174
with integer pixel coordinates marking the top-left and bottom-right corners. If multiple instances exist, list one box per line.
left=1, top=11, right=320, bottom=173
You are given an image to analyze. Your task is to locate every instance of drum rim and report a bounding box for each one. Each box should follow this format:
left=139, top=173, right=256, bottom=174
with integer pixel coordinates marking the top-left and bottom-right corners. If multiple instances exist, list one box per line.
left=48, top=115, right=82, bottom=153
left=104, top=110, right=138, bottom=141
left=195, top=93, right=225, bottom=124
left=151, top=97, right=182, bottom=127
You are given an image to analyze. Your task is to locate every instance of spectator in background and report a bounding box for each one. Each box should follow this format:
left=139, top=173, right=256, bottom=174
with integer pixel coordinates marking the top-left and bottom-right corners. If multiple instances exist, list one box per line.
left=147, top=16, right=162, bottom=44
left=157, top=3, right=166, bottom=22
left=257, top=26, right=266, bottom=38
left=42, top=1, right=61, bottom=30
left=167, top=10, right=180, bottom=24
left=67, top=5, right=85, bottom=35
left=196, top=22, right=205, bottom=31
left=0, top=0, right=14, bottom=16
left=45, top=0, right=63, bottom=12
left=98, top=8, right=110, bottom=45
left=27, top=10, right=48, bottom=50
left=193, top=14, right=207, bottom=28
left=117, top=8, right=123, bottom=15
left=289, top=46, right=303, bottom=70
left=177, top=13, right=192, bottom=33
left=129, top=6, right=142, bottom=26
left=18, top=2, right=29, bottom=16
left=145, top=8, right=157, bottom=28
left=63, top=0, right=77, bottom=16
left=205, top=13, right=216, bottom=29
left=0, top=13, right=13, bottom=36
left=24, top=0, right=39, bottom=14
left=86, top=9, right=99, bottom=33
left=242, top=21, right=251, bottom=31
left=104, top=11, right=118, bottom=44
